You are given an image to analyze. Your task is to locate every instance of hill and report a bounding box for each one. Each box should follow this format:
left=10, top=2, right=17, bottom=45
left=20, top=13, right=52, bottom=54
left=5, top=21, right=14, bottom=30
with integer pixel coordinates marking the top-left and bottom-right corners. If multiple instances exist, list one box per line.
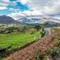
left=0, top=15, right=18, bottom=24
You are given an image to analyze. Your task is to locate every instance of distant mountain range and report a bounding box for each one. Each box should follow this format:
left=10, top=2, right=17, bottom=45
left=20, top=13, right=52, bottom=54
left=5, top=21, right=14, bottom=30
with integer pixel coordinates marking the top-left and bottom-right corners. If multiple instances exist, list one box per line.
left=7, top=11, right=60, bottom=25
left=44, top=21, right=60, bottom=27
left=0, top=15, right=42, bottom=25
left=0, top=15, right=18, bottom=24
left=0, top=15, right=60, bottom=27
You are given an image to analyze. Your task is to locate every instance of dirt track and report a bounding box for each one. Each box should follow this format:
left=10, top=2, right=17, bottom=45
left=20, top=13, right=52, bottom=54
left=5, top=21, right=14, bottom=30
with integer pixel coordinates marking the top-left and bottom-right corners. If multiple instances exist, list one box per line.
left=3, top=34, right=55, bottom=60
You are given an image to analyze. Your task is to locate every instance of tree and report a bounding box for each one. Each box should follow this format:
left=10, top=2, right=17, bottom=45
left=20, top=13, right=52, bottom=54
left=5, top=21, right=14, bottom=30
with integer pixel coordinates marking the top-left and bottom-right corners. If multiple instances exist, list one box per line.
left=34, top=25, right=41, bottom=31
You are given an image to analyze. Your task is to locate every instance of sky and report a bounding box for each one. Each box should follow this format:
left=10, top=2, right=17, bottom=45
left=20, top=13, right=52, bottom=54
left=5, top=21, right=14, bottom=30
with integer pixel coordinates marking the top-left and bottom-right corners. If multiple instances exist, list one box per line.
left=30, top=0, right=60, bottom=15
left=0, top=0, right=60, bottom=16
left=0, top=0, right=30, bottom=15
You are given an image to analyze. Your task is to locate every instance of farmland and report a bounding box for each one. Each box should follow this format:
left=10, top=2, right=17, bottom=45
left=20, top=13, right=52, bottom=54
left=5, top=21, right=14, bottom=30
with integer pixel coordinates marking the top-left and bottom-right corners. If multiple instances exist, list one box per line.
left=0, top=31, right=41, bottom=51
left=0, top=24, right=44, bottom=60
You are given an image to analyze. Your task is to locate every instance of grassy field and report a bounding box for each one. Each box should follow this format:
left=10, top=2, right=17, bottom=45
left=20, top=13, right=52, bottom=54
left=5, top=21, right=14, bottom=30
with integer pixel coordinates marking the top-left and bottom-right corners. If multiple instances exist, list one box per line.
left=0, top=24, right=44, bottom=60
left=0, top=31, right=42, bottom=51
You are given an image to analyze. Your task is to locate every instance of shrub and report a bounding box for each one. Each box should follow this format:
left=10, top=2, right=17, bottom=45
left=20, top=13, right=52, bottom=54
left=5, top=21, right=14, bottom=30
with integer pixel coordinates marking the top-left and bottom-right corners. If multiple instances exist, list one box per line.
left=56, top=38, right=60, bottom=47
left=34, top=25, right=41, bottom=31
left=35, top=49, right=44, bottom=60
left=47, top=48, right=60, bottom=57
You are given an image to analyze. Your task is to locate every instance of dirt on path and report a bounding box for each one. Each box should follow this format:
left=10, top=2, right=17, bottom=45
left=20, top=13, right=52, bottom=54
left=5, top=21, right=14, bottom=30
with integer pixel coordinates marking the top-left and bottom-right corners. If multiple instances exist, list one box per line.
left=3, top=33, right=56, bottom=60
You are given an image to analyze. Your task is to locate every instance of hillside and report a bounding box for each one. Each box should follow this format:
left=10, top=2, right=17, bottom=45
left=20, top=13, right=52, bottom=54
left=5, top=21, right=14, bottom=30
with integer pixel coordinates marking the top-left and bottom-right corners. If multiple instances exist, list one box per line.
left=0, top=15, right=18, bottom=24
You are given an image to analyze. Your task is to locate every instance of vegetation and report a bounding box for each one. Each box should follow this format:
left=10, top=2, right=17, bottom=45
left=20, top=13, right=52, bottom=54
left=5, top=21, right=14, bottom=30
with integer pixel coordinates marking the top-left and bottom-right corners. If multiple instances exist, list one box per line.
left=46, top=32, right=60, bottom=60
left=34, top=28, right=60, bottom=60
left=35, top=49, right=44, bottom=60
left=0, top=31, right=41, bottom=50
left=0, top=24, right=44, bottom=59
left=47, top=48, right=60, bottom=57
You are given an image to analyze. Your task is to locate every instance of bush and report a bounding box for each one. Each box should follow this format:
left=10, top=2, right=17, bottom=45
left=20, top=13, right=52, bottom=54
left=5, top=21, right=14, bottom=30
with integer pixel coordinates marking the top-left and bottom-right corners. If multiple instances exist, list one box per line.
left=56, top=38, right=60, bottom=47
left=35, top=49, right=44, bottom=60
left=47, top=48, right=60, bottom=57
left=34, top=25, right=41, bottom=31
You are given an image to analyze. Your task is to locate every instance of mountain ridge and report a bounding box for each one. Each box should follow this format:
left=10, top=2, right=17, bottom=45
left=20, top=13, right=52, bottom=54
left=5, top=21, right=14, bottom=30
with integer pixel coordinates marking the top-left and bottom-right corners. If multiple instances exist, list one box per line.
left=0, top=15, right=19, bottom=24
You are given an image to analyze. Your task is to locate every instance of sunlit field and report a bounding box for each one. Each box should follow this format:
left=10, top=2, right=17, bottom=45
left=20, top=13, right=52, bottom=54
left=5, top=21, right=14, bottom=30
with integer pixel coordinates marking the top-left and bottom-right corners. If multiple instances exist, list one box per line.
left=0, top=24, right=44, bottom=60
left=0, top=30, right=42, bottom=51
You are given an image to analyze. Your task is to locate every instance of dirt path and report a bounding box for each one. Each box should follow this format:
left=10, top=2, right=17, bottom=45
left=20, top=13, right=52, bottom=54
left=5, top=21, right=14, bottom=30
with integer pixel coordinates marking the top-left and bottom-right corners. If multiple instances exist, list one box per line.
left=3, top=34, right=55, bottom=60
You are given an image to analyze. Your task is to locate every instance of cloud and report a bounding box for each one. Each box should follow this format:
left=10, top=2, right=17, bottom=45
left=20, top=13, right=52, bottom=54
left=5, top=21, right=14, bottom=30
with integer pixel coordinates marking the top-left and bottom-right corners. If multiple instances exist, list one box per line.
left=0, top=0, right=30, bottom=15
left=0, top=2, right=8, bottom=6
left=17, top=0, right=29, bottom=4
left=29, top=0, right=60, bottom=15
left=2, top=0, right=10, bottom=2
left=8, top=10, right=43, bottom=20
left=0, top=2, right=8, bottom=10
left=0, top=7, right=7, bottom=10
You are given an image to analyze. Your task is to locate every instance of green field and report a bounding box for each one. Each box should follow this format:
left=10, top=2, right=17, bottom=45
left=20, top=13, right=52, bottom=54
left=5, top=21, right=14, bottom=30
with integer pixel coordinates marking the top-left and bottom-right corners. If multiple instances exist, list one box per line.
left=0, top=31, right=42, bottom=51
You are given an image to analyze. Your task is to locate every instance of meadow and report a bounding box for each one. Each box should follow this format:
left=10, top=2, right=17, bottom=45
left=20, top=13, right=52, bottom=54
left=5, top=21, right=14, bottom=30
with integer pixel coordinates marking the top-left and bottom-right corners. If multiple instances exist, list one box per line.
left=0, top=24, right=44, bottom=60
left=0, top=24, right=44, bottom=52
left=0, top=31, right=41, bottom=51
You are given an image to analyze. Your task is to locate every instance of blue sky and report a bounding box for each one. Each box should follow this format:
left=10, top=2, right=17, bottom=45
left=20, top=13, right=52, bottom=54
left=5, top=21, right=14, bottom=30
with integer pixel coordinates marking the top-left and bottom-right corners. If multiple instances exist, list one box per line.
left=0, top=0, right=30, bottom=15
left=0, top=0, right=60, bottom=16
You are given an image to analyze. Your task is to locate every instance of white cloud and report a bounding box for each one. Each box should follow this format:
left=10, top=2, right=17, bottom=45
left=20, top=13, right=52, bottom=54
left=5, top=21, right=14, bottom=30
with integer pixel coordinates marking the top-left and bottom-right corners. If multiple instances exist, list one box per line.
left=0, top=6, right=7, bottom=10
left=2, top=0, right=10, bottom=2
left=17, top=0, right=29, bottom=4
left=23, top=10, right=43, bottom=15
left=0, top=2, right=8, bottom=10
left=29, top=0, right=60, bottom=15
left=21, top=0, right=29, bottom=4
left=8, top=10, right=43, bottom=20
left=0, top=2, right=8, bottom=6
left=3, top=0, right=60, bottom=16
left=53, top=16, right=60, bottom=19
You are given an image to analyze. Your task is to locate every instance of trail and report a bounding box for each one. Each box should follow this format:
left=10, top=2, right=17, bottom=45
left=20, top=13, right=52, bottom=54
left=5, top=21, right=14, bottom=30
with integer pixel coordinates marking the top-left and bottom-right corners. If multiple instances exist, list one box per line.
left=3, top=34, right=55, bottom=60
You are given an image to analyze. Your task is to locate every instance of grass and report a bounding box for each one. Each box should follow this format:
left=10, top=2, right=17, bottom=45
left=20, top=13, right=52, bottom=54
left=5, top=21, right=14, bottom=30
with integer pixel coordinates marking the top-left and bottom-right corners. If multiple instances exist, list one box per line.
left=0, top=31, right=41, bottom=51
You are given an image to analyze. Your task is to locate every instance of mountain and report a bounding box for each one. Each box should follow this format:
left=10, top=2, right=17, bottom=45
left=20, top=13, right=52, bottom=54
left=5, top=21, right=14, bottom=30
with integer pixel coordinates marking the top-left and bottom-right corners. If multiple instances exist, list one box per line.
left=44, top=21, right=60, bottom=27
left=8, top=12, right=60, bottom=25
left=8, top=12, right=43, bottom=24
left=0, top=15, right=18, bottom=24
